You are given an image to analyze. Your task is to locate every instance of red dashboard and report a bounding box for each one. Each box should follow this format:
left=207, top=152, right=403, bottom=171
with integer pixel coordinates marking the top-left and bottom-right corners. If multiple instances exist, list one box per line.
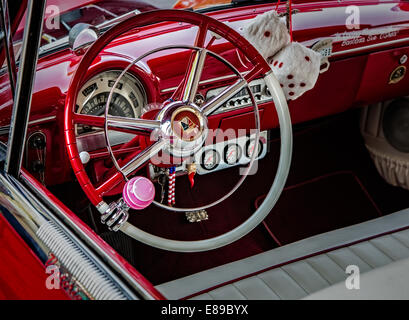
left=2, top=1, right=409, bottom=187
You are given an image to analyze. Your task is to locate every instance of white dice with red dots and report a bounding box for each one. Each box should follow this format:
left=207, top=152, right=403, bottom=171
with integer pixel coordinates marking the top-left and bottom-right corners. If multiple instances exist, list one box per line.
left=270, top=42, right=321, bottom=100
left=244, top=10, right=290, bottom=61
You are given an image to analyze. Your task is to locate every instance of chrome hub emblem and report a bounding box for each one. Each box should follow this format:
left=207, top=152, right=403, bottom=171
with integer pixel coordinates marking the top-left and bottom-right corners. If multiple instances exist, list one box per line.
left=156, top=102, right=208, bottom=158
left=171, top=107, right=203, bottom=141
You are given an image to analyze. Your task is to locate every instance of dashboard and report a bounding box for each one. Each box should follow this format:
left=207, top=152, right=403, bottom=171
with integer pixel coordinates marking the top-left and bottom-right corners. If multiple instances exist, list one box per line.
left=74, top=67, right=271, bottom=183
left=4, top=1, right=409, bottom=188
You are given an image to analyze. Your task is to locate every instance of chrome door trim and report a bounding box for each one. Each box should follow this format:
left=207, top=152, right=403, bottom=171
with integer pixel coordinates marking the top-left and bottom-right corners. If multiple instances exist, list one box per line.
left=0, top=171, right=144, bottom=299
left=19, top=172, right=159, bottom=300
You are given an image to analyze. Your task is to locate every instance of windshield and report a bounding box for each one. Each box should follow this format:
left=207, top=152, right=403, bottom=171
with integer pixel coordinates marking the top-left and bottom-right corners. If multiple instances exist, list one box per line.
left=14, top=0, right=156, bottom=44
left=174, top=0, right=231, bottom=10
left=173, top=0, right=278, bottom=11
left=7, top=0, right=275, bottom=63
left=8, top=0, right=157, bottom=63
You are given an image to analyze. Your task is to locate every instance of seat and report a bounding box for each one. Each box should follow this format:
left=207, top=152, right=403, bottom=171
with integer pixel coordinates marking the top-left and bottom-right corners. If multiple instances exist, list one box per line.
left=156, top=208, right=409, bottom=300
left=304, top=256, right=409, bottom=299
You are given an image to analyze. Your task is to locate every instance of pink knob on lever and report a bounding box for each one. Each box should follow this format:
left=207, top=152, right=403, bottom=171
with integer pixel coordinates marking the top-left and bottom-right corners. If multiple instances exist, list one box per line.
left=122, top=176, right=155, bottom=210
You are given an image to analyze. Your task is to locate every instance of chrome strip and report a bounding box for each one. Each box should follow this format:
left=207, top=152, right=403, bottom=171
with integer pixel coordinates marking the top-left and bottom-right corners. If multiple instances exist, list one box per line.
left=121, top=139, right=166, bottom=176
left=19, top=173, right=157, bottom=300
left=182, top=49, right=207, bottom=102
left=0, top=172, right=139, bottom=300
left=28, top=115, right=57, bottom=125
left=0, top=115, right=57, bottom=136
left=161, top=73, right=241, bottom=94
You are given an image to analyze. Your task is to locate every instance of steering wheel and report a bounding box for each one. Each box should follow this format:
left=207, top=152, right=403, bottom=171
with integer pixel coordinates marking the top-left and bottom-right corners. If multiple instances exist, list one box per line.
left=64, top=9, right=292, bottom=252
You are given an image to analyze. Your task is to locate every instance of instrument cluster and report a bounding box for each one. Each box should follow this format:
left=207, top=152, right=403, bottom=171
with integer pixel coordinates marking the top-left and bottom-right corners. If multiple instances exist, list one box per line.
left=196, top=131, right=268, bottom=175
left=75, top=70, right=147, bottom=153
left=76, top=70, right=146, bottom=135
left=150, top=131, right=268, bottom=178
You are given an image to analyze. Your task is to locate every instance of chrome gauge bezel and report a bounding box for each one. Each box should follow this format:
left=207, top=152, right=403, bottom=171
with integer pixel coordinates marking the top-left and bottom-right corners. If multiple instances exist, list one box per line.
left=224, top=143, right=242, bottom=165
left=75, top=70, right=147, bottom=135
left=201, top=149, right=220, bottom=171
left=246, top=138, right=263, bottom=159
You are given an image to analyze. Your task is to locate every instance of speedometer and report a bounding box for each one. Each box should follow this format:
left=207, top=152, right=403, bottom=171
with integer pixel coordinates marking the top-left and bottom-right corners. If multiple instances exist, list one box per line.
left=76, top=70, right=146, bottom=134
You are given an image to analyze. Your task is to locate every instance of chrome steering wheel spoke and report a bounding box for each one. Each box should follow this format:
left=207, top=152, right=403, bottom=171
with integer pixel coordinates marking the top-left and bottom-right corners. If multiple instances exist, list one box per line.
left=120, top=139, right=167, bottom=177
left=106, top=115, right=161, bottom=135
left=181, top=48, right=207, bottom=103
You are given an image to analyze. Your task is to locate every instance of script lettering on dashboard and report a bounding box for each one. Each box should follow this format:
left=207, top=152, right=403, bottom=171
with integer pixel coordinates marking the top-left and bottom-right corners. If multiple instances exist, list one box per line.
left=333, top=27, right=400, bottom=47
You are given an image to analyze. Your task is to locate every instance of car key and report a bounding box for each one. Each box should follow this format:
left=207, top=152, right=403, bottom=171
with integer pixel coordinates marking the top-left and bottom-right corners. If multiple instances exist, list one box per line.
left=157, top=174, right=167, bottom=204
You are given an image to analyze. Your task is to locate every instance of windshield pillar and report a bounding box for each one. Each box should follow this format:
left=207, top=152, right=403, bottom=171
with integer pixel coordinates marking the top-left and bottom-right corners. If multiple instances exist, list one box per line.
left=5, top=0, right=46, bottom=177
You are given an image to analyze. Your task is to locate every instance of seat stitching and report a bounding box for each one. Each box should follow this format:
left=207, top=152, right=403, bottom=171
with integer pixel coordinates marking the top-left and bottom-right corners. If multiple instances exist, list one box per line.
left=209, top=284, right=247, bottom=300
left=194, top=293, right=213, bottom=300
left=280, top=267, right=310, bottom=294
left=256, top=275, right=282, bottom=300
left=394, top=229, right=409, bottom=241
left=390, top=234, right=409, bottom=250
left=337, top=247, right=372, bottom=269
left=304, top=260, right=332, bottom=285
left=231, top=283, right=251, bottom=299
left=368, top=239, right=396, bottom=261
left=207, top=291, right=217, bottom=299
left=348, top=246, right=377, bottom=269
left=324, top=253, right=347, bottom=271
left=308, top=255, right=346, bottom=273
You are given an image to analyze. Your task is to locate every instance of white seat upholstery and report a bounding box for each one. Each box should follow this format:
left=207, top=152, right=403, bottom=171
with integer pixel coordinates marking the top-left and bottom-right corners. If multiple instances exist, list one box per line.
left=304, top=256, right=409, bottom=300
left=156, top=208, right=409, bottom=300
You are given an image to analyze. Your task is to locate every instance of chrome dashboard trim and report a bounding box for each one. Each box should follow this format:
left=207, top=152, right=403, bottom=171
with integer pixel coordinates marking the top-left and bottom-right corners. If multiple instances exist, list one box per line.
left=28, top=115, right=57, bottom=125
left=160, top=73, right=243, bottom=94
left=0, top=115, right=57, bottom=136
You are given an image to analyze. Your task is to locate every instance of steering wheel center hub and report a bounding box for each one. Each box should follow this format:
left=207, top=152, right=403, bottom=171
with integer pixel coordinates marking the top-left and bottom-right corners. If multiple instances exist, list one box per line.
left=171, top=107, right=203, bottom=142
left=157, top=101, right=208, bottom=158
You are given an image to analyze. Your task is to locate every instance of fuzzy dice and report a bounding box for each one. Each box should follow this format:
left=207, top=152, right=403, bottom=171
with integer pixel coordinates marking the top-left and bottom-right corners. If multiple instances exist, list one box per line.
left=244, top=10, right=290, bottom=61
left=243, top=9, right=322, bottom=101
left=270, top=42, right=321, bottom=100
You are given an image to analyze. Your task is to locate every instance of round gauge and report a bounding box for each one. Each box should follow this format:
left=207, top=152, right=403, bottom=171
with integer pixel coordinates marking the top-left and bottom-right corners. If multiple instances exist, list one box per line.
left=246, top=138, right=263, bottom=158
left=76, top=70, right=146, bottom=134
left=201, top=149, right=220, bottom=171
left=224, top=143, right=242, bottom=165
